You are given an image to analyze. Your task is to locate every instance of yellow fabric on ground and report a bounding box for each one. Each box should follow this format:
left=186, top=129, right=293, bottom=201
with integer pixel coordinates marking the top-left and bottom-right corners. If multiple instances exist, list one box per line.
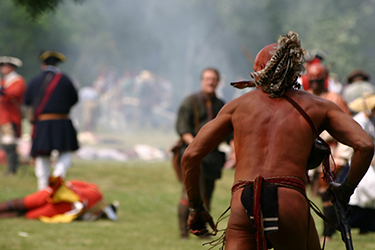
left=52, top=184, right=81, bottom=203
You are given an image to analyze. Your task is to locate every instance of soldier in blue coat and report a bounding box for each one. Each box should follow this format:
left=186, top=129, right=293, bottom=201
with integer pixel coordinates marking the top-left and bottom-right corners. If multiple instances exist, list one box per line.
left=24, top=51, right=79, bottom=190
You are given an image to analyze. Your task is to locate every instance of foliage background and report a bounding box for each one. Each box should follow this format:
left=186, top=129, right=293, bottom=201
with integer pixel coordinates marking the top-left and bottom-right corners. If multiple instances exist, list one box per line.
left=2, top=2, right=375, bottom=249
left=3, top=0, right=375, bottom=107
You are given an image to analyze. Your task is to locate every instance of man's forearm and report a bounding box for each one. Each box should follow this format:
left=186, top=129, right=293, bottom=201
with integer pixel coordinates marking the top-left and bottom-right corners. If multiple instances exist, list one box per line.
left=347, top=146, right=374, bottom=186
left=181, top=153, right=202, bottom=208
left=183, top=166, right=201, bottom=202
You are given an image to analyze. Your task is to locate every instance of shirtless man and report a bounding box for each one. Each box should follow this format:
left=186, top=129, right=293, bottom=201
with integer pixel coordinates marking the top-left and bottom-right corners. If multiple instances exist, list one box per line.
left=181, top=31, right=374, bottom=250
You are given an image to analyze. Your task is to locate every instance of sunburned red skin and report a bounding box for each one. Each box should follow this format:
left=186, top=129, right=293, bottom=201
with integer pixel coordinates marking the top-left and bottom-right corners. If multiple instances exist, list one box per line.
left=306, top=63, right=326, bottom=80
left=230, top=43, right=277, bottom=89
left=182, top=36, right=373, bottom=250
left=253, top=43, right=277, bottom=73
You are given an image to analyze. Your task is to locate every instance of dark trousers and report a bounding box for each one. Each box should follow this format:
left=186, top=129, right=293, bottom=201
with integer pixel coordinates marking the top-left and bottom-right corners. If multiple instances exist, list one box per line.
left=320, top=191, right=338, bottom=237
left=2, top=144, right=18, bottom=174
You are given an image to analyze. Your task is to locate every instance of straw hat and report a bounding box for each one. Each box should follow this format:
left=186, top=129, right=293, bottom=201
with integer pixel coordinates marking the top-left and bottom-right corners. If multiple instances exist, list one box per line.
left=348, top=92, right=375, bottom=113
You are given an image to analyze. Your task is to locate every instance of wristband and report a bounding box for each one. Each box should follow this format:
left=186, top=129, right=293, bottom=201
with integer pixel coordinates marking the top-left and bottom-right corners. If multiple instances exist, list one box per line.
left=188, top=199, right=205, bottom=213
left=339, top=178, right=357, bottom=197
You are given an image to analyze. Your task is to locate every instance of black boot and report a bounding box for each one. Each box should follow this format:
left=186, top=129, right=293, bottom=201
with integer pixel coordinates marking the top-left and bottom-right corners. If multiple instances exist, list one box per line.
left=2, top=144, right=18, bottom=175
left=178, top=202, right=190, bottom=239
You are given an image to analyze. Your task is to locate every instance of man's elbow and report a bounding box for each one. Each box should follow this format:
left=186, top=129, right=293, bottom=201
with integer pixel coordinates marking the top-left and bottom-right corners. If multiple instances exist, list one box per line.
left=367, top=141, right=375, bottom=157
left=181, top=149, right=201, bottom=170
left=355, top=136, right=375, bottom=158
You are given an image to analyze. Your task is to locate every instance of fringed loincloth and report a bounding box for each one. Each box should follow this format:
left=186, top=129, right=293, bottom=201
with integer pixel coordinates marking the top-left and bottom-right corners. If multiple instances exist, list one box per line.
left=204, top=176, right=306, bottom=250
left=205, top=175, right=336, bottom=250
left=233, top=176, right=306, bottom=250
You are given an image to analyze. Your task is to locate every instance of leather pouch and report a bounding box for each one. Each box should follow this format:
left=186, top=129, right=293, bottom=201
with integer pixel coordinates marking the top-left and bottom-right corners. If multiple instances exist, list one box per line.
left=307, top=136, right=331, bottom=170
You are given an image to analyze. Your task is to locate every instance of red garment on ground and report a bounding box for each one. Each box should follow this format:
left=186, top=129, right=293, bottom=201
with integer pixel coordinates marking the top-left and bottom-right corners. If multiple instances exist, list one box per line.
left=68, top=180, right=103, bottom=210
left=24, top=180, right=103, bottom=219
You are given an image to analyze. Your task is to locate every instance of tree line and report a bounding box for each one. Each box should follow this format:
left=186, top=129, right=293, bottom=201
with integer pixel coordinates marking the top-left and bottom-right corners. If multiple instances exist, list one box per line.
left=3, top=0, right=375, bottom=104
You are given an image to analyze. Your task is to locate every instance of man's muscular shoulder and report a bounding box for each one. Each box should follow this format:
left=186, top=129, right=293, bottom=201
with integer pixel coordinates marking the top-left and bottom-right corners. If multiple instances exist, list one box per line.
left=291, top=89, right=346, bottom=127
left=289, top=89, right=334, bottom=107
left=218, top=92, right=248, bottom=115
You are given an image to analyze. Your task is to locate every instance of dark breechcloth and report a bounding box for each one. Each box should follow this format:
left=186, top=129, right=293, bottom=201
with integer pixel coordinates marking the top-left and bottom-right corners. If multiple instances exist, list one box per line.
left=205, top=176, right=331, bottom=250
left=232, top=176, right=306, bottom=250
left=240, top=182, right=278, bottom=249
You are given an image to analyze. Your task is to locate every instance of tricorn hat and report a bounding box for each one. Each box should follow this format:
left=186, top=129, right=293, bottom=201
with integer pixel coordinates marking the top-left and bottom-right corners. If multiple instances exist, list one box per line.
left=348, top=92, right=375, bottom=113
left=39, top=50, right=66, bottom=63
left=0, top=56, right=23, bottom=67
left=346, top=69, right=370, bottom=84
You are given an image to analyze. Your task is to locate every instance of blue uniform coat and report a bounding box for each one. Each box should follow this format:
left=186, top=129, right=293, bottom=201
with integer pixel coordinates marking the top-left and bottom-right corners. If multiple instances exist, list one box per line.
left=24, top=70, right=79, bottom=156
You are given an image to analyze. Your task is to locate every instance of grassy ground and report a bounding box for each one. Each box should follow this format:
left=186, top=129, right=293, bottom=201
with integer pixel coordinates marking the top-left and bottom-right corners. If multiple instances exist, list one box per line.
left=0, top=160, right=374, bottom=250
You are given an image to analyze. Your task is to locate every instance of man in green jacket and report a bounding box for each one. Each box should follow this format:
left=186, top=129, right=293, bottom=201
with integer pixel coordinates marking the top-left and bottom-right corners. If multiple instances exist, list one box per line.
left=176, top=67, right=229, bottom=239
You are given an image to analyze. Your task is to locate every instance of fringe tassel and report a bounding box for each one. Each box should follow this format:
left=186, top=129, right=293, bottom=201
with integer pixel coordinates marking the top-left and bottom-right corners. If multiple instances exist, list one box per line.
left=206, top=176, right=306, bottom=249
left=322, top=153, right=336, bottom=183
left=203, top=206, right=231, bottom=250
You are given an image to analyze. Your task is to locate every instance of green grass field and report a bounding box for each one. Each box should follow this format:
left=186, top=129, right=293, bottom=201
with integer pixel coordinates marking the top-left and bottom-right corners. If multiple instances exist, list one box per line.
left=0, top=159, right=374, bottom=250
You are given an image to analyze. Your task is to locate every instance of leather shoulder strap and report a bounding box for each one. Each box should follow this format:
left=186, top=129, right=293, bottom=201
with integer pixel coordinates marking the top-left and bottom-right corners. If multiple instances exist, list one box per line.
left=32, top=72, right=55, bottom=110
left=282, top=94, right=318, bottom=136
left=34, top=73, right=63, bottom=118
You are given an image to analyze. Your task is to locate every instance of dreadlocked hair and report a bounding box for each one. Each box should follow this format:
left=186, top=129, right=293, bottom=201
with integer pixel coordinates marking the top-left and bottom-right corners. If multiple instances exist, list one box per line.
left=250, top=31, right=306, bottom=98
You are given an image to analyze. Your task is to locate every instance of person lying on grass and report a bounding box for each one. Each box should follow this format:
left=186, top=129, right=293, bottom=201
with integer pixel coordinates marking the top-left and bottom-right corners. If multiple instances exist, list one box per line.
left=0, top=176, right=118, bottom=223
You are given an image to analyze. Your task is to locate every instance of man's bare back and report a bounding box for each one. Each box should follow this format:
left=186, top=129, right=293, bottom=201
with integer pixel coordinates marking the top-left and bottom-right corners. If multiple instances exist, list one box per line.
left=181, top=32, right=374, bottom=250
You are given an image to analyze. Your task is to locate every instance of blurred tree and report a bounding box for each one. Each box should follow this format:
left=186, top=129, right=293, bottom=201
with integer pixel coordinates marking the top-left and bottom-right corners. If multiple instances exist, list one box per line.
left=214, top=0, right=375, bottom=82
left=12, top=0, right=84, bottom=20
left=3, top=0, right=375, bottom=100
left=0, top=1, right=52, bottom=80
left=0, top=0, right=104, bottom=85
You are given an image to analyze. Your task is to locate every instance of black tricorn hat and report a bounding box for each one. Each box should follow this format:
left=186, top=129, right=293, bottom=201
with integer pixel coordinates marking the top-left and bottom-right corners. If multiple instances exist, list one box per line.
left=39, top=51, right=66, bottom=63
left=346, top=69, right=370, bottom=84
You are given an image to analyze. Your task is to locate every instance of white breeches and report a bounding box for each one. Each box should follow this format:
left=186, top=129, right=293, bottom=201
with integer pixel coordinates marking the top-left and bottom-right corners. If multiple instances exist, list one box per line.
left=35, top=152, right=73, bottom=190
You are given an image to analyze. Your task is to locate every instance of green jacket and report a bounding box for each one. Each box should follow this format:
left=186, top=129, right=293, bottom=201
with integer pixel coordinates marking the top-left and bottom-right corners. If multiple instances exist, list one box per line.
left=176, top=91, right=227, bottom=180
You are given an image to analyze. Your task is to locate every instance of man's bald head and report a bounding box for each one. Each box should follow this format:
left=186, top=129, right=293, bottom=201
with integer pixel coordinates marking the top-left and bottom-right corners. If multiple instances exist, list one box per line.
left=233, top=32, right=304, bottom=97
left=307, top=63, right=326, bottom=80
left=307, top=63, right=327, bottom=92
left=254, top=43, right=277, bottom=72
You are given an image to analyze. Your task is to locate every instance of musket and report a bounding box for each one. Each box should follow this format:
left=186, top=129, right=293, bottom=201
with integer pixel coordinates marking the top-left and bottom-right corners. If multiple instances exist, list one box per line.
left=327, top=182, right=354, bottom=250
left=230, top=46, right=257, bottom=90
left=241, top=45, right=255, bottom=67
